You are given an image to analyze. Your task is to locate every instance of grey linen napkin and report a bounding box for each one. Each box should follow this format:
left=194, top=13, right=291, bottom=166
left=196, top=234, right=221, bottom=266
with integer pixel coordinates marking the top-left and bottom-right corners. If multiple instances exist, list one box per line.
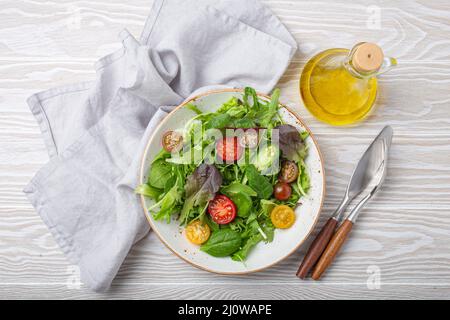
left=24, top=0, right=297, bottom=292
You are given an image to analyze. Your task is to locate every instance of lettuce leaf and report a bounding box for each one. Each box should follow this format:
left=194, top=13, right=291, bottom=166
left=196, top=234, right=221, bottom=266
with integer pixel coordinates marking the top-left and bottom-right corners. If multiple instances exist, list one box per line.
left=276, top=124, right=307, bottom=163
left=179, top=164, right=222, bottom=224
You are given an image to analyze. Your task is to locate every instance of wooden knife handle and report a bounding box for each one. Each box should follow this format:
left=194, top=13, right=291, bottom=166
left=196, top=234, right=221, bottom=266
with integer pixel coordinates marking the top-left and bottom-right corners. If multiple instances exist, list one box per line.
left=311, top=219, right=354, bottom=280
left=296, top=217, right=338, bottom=279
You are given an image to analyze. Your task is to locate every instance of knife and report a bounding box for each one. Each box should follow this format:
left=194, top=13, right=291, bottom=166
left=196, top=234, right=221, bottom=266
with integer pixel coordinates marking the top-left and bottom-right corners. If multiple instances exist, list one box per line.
left=312, top=127, right=392, bottom=279
left=296, top=126, right=393, bottom=279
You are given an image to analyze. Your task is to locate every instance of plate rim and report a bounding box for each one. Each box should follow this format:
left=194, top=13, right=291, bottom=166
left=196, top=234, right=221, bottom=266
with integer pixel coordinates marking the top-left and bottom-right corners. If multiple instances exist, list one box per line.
left=139, top=88, right=326, bottom=275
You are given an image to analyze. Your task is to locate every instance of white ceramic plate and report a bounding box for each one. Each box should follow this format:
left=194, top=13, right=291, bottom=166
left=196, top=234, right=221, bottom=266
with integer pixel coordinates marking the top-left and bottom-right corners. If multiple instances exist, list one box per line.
left=139, top=89, right=325, bottom=274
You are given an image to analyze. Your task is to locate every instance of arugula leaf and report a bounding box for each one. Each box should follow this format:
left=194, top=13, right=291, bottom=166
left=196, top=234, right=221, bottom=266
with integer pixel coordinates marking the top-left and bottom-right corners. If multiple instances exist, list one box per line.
left=185, top=103, right=203, bottom=115
left=200, top=229, right=241, bottom=257
left=216, top=97, right=239, bottom=113
left=226, top=106, right=246, bottom=118
left=243, top=87, right=259, bottom=109
left=205, top=113, right=232, bottom=130
left=232, top=117, right=255, bottom=128
left=242, top=87, right=281, bottom=128
left=256, top=88, right=280, bottom=128
left=245, top=165, right=273, bottom=199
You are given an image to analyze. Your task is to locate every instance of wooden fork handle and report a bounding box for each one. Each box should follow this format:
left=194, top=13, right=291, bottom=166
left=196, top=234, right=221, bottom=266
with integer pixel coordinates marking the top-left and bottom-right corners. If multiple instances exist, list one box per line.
left=296, top=217, right=338, bottom=279
left=311, top=219, right=354, bottom=280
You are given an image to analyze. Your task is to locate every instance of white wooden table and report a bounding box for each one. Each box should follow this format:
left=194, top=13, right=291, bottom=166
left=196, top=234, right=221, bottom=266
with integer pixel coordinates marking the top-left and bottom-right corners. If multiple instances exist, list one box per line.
left=1, top=0, right=449, bottom=299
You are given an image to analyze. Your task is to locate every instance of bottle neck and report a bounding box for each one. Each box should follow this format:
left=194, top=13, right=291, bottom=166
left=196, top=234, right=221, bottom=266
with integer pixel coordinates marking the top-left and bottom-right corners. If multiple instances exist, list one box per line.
left=343, top=50, right=378, bottom=79
left=343, top=59, right=374, bottom=79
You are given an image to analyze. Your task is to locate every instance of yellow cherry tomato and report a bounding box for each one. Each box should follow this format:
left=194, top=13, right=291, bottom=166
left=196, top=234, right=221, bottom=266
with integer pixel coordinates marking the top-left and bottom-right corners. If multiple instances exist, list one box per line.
left=185, top=220, right=211, bottom=245
left=270, top=205, right=296, bottom=229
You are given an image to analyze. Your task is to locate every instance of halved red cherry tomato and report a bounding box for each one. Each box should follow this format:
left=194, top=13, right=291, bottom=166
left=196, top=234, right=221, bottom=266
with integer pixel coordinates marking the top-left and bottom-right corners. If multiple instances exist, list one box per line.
left=162, top=131, right=183, bottom=153
left=273, top=182, right=292, bottom=201
left=216, top=137, right=242, bottom=162
left=279, top=160, right=299, bottom=183
left=208, top=194, right=237, bottom=225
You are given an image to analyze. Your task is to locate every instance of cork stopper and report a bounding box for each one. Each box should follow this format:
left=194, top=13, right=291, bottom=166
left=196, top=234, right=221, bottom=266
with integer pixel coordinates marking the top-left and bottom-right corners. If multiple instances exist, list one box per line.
left=352, top=42, right=384, bottom=73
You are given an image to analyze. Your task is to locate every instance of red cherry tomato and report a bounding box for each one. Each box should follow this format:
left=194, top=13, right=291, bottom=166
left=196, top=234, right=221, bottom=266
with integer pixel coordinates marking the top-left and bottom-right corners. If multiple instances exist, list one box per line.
left=208, top=194, right=237, bottom=225
left=273, top=182, right=292, bottom=201
left=216, top=137, right=242, bottom=162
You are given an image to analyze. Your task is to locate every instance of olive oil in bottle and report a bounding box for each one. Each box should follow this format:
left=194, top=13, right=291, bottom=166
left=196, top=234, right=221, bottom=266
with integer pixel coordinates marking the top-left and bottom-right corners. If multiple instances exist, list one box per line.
left=300, top=43, right=397, bottom=126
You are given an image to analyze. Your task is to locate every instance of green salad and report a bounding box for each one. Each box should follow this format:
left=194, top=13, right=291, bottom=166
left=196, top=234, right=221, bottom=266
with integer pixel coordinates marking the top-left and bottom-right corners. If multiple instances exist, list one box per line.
left=137, top=87, right=310, bottom=261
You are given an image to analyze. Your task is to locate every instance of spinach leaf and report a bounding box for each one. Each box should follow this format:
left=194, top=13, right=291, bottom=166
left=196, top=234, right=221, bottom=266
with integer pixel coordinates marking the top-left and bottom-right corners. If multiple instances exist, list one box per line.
left=200, top=229, right=241, bottom=257
left=231, top=233, right=262, bottom=261
left=221, top=182, right=257, bottom=197
left=221, top=182, right=256, bottom=217
left=164, top=175, right=177, bottom=193
left=245, top=165, right=273, bottom=199
left=228, top=192, right=252, bottom=217
left=204, top=215, right=220, bottom=232
left=148, top=159, right=172, bottom=189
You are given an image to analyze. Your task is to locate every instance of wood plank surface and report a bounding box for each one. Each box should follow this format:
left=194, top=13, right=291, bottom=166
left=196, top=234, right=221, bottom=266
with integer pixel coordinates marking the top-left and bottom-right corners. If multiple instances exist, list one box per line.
left=0, top=0, right=449, bottom=299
